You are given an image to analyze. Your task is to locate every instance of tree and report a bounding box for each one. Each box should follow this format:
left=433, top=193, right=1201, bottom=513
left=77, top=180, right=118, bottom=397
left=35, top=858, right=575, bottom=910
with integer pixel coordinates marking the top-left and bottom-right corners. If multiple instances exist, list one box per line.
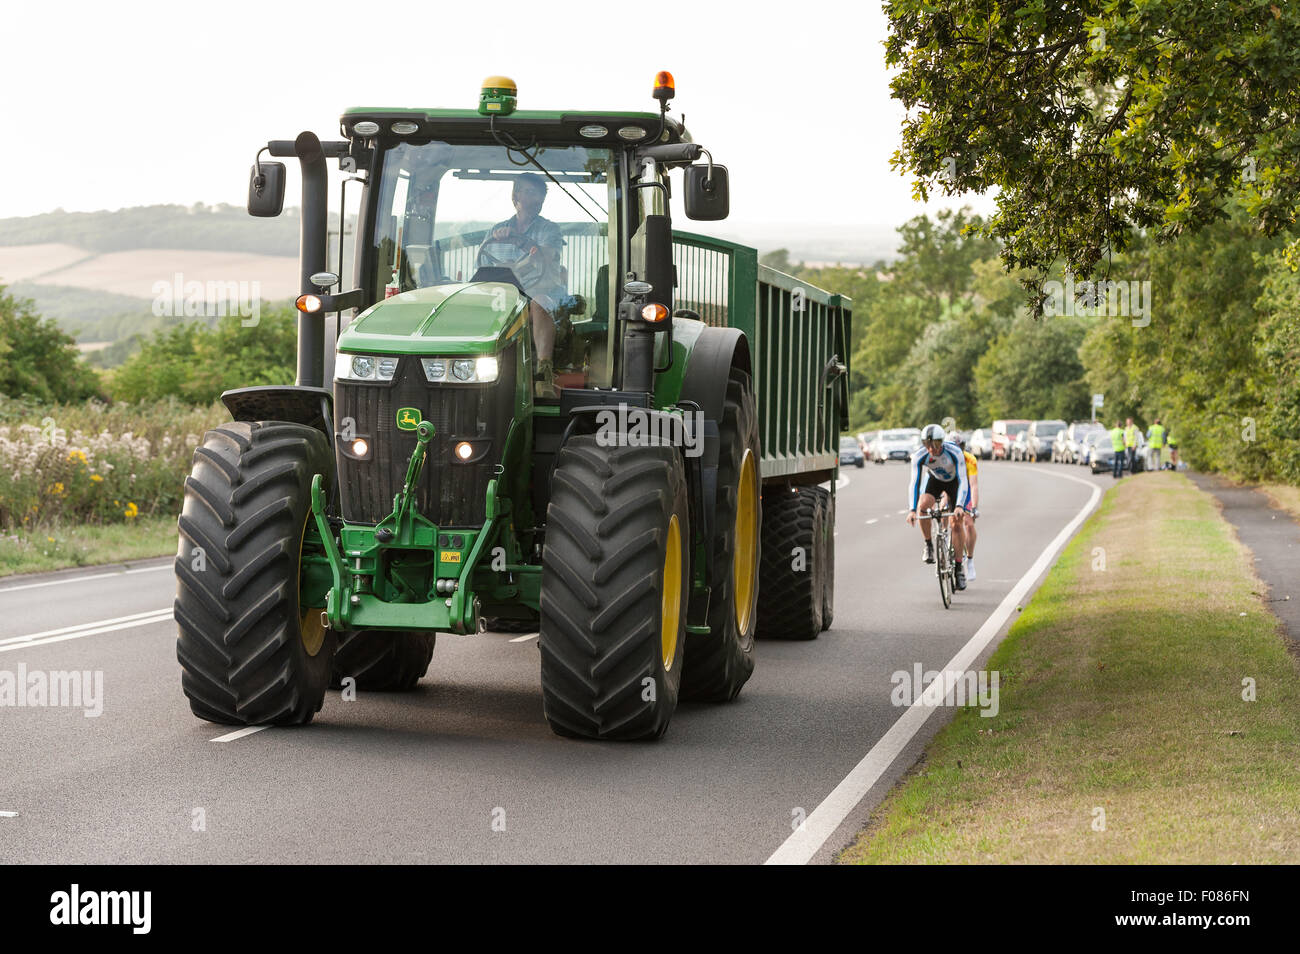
left=975, top=315, right=1092, bottom=421
left=0, top=287, right=101, bottom=402
left=112, top=309, right=298, bottom=404
left=886, top=0, right=1300, bottom=286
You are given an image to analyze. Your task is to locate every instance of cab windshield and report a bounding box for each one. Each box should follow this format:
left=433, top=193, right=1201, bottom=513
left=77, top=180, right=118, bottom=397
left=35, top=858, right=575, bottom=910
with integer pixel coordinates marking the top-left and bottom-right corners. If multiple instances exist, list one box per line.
left=369, top=141, right=621, bottom=387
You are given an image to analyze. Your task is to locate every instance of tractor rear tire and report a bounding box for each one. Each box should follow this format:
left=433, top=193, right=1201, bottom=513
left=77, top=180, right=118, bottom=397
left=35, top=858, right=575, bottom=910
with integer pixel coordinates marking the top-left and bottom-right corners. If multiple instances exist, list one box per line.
left=175, top=421, right=336, bottom=726
left=817, top=488, right=835, bottom=631
left=539, top=436, right=690, bottom=740
left=680, top=368, right=759, bottom=702
left=330, top=630, right=434, bottom=691
left=755, top=485, right=824, bottom=641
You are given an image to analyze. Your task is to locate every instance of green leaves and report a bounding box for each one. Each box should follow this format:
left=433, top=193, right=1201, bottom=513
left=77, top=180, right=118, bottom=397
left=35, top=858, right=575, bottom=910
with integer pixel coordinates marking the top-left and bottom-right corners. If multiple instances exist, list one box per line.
left=0, top=287, right=101, bottom=403
left=886, top=0, right=1300, bottom=285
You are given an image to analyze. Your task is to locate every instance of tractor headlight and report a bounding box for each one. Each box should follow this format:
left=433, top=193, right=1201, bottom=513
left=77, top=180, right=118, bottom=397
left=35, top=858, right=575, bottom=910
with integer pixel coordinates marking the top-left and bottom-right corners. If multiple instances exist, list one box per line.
left=335, top=353, right=398, bottom=381
left=418, top=355, right=499, bottom=383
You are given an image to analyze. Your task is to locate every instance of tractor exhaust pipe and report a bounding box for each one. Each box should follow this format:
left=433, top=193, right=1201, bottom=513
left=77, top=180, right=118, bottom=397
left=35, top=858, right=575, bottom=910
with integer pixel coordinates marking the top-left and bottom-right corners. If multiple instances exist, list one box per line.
left=293, top=131, right=329, bottom=389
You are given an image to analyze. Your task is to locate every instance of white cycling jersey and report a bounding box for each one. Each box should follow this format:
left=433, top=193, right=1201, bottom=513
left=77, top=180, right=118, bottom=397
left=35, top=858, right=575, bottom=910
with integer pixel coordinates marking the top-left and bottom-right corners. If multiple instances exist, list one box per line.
left=908, top=441, right=970, bottom=511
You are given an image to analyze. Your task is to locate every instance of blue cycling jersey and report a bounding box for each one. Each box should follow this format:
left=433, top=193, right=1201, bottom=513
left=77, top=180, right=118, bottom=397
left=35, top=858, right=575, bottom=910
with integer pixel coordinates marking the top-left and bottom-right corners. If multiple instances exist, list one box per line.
left=908, top=441, right=971, bottom=510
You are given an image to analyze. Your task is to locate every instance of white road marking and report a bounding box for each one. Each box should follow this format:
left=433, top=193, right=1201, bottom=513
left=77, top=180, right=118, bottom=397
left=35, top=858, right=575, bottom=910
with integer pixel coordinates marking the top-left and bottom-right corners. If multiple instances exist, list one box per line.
left=210, top=726, right=272, bottom=743
left=509, top=633, right=539, bottom=643
left=0, top=609, right=173, bottom=653
left=0, top=810, right=18, bottom=818
left=765, top=468, right=1102, bottom=865
left=0, top=563, right=170, bottom=595
left=865, top=519, right=878, bottom=525
left=897, top=509, right=908, bottom=514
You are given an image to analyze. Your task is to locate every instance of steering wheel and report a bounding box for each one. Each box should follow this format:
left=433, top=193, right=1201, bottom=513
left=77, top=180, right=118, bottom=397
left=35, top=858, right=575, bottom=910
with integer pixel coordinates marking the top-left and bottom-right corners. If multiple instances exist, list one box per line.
left=478, top=237, right=530, bottom=268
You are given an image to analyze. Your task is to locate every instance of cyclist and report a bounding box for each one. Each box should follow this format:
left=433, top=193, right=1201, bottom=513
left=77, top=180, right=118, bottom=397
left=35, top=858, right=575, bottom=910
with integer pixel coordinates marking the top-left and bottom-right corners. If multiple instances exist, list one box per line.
left=948, top=430, right=980, bottom=582
left=905, top=423, right=972, bottom=591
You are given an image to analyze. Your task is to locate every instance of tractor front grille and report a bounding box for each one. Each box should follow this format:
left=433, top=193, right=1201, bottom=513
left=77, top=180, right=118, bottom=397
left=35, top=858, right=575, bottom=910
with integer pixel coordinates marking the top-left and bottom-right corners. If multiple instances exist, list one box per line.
left=333, top=346, right=516, bottom=526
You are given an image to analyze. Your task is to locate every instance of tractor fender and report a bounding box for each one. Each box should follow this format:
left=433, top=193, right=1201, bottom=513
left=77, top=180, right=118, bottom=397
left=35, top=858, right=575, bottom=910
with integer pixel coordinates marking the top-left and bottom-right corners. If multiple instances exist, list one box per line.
left=675, top=325, right=752, bottom=427
left=221, top=385, right=334, bottom=441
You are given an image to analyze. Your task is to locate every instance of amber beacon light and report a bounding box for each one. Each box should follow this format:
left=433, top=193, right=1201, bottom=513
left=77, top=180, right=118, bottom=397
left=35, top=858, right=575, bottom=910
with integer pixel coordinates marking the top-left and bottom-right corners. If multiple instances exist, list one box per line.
left=653, top=71, right=675, bottom=103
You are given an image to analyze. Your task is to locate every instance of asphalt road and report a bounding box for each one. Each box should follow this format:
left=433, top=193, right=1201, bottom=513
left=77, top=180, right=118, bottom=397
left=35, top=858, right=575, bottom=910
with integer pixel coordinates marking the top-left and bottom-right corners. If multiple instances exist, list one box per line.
left=0, top=459, right=1106, bottom=864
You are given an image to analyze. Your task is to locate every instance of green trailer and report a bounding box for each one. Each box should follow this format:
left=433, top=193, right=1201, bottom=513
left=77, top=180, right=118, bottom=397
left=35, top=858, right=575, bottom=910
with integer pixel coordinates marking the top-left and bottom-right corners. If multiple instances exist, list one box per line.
left=175, top=75, right=851, bottom=740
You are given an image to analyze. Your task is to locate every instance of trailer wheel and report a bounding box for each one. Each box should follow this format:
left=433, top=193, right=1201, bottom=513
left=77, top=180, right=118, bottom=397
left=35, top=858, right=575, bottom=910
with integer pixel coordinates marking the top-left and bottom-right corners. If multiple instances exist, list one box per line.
left=818, top=488, right=835, bottom=631
left=755, top=486, right=824, bottom=640
left=330, top=630, right=434, bottom=691
left=175, top=421, right=336, bottom=725
left=539, top=436, right=690, bottom=740
left=680, top=368, right=759, bottom=702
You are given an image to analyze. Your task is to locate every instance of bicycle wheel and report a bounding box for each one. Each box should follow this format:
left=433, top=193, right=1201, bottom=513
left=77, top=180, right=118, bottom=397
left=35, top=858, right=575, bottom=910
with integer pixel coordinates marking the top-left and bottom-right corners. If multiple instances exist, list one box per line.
left=937, top=525, right=952, bottom=609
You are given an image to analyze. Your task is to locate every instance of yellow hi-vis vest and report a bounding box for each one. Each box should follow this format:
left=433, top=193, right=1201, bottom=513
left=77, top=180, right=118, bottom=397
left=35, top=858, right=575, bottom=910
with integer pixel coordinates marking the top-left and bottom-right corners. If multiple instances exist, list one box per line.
left=1110, top=427, right=1125, bottom=451
left=1149, top=424, right=1165, bottom=448
left=1124, top=424, right=1137, bottom=448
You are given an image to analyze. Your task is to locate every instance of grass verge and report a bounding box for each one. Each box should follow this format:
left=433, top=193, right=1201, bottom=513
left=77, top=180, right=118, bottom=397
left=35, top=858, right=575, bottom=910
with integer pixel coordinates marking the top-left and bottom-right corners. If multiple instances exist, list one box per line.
left=839, top=471, right=1300, bottom=863
left=0, top=515, right=176, bottom=577
left=1259, top=483, right=1300, bottom=523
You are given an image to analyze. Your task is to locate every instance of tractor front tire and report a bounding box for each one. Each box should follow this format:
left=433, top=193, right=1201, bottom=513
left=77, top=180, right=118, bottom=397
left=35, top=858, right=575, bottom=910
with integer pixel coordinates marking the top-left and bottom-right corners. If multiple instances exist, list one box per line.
left=539, top=436, right=690, bottom=740
left=175, top=421, right=336, bottom=726
left=680, top=368, right=759, bottom=702
left=330, top=630, right=434, bottom=691
left=755, top=486, right=824, bottom=641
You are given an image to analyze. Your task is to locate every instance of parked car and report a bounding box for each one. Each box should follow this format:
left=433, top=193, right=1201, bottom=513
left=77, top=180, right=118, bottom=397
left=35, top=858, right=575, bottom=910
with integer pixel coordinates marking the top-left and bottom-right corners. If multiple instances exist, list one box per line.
left=873, top=428, right=921, bottom=463
left=1024, top=419, right=1066, bottom=462
left=1009, top=429, right=1032, bottom=461
left=1056, top=421, right=1105, bottom=464
left=968, top=428, right=993, bottom=459
left=991, top=419, right=1031, bottom=460
left=1085, top=430, right=1147, bottom=473
left=839, top=435, right=866, bottom=468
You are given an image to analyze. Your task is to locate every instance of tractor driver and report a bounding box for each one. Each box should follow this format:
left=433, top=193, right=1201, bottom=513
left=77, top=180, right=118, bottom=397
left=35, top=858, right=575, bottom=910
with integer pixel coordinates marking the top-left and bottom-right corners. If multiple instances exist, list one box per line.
left=478, top=172, right=566, bottom=399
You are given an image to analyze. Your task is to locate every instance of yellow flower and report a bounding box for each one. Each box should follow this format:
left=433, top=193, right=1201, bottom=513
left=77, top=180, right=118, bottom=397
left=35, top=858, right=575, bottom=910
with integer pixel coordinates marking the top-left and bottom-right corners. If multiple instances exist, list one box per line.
left=90, top=474, right=104, bottom=482
left=66, top=450, right=88, bottom=465
left=49, top=482, right=65, bottom=495
left=124, top=502, right=139, bottom=519
left=48, top=536, right=55, bottom=543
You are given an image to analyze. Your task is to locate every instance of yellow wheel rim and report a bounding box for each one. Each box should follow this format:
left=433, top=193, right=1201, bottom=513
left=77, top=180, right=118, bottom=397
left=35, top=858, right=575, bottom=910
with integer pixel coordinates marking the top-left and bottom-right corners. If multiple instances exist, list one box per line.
left=733, top=449, right=758, bottom=634
left=661, top=514, right=683, bottom=671
left=298, top=514, right=327, bottom=657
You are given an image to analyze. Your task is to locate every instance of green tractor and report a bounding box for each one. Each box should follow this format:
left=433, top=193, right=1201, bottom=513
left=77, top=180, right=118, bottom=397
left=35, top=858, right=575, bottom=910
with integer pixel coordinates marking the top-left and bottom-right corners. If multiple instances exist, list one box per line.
left=175, top=74, right=851, bottom=740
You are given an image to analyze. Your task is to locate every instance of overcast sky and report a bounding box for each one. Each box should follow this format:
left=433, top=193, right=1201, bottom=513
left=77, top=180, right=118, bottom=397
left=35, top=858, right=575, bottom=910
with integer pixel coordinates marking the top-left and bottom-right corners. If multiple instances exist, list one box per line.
left=0, top=0, right=993, bottom=230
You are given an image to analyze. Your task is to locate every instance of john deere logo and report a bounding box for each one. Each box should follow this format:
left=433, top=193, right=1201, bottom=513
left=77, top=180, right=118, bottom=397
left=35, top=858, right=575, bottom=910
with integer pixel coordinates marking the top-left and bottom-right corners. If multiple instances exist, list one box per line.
left=396, top=407, right=422, bottom=431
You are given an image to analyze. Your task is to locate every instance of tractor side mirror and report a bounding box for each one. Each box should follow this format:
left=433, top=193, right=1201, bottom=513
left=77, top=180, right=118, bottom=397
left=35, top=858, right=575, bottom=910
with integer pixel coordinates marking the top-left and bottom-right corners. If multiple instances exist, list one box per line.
left=684, top=163, right=729, bottom=221
left=248, top=161, right=286, bottom=217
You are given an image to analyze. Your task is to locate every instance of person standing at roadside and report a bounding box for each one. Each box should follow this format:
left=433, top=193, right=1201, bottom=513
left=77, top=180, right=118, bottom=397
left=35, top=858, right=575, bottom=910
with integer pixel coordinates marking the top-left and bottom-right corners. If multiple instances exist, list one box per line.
left=1168, top=431, right=1179, bottom=470
left=1146, top=418, right=1166, bottom=471
left=1124, top=417, right=1138, bottom=474
left=1109, top=421, right=1126, bottom=479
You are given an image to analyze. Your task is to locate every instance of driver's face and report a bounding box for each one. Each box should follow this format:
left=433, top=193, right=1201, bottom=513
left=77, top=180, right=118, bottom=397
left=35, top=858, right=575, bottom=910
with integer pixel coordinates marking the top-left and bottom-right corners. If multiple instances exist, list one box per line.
left=513, top=185, right=544, bottom=217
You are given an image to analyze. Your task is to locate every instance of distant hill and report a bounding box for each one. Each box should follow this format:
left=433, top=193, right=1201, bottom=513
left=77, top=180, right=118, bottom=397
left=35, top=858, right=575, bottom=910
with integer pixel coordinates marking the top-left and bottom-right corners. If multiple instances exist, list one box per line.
left=0, top=204, right=302, bottom=256
left=0, top=203, right=899, bottom=365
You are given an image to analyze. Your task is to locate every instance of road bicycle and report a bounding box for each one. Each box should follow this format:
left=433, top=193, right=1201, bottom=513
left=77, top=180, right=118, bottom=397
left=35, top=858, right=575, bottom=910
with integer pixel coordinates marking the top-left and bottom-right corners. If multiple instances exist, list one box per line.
left=921, top=505, right=958, bottom=608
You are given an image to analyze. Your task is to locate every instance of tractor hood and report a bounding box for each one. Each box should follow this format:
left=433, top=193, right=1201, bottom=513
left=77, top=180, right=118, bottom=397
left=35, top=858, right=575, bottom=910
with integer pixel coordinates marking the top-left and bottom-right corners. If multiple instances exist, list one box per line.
left=337, top=282, right=528, bottom=356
